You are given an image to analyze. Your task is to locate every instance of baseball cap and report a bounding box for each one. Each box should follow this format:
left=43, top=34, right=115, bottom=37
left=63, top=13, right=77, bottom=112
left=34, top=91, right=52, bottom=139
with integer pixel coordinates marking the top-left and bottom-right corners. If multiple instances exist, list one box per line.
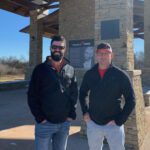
left=96, top=43, right=112, bottom=52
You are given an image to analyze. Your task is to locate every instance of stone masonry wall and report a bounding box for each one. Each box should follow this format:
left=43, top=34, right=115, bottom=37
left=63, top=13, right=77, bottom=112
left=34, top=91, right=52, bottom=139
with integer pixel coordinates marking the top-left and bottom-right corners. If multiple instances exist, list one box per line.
left=59, top=0, right=95, bottom=58
left=59, top=0, right=95, bottom=82
left=95, top=0, right=134, bottom=70
left=25, top=10, right=43, bottom=80
left=125, top=70, right=146, bottom=150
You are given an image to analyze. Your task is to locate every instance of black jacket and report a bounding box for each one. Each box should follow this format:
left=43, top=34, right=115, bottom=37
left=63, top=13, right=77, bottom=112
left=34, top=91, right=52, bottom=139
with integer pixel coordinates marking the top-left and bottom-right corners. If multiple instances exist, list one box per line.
left=79, top=64, right=135, bottom=126
left=27, top=57, right=78, bottom=123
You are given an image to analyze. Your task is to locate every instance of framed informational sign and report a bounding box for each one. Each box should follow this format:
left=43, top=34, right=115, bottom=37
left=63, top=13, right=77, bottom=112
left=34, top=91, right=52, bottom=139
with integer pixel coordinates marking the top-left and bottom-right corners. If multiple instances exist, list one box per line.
left=69, top=39, right=94, bottom=69
left=101, top=19, right=120, bottom=40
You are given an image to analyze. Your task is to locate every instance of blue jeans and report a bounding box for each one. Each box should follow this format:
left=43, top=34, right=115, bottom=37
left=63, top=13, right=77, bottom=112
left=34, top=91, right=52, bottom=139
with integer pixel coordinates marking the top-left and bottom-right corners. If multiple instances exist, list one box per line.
left=35, top=121, right=70, bottom=150
left=86, top=120, right=125, bottom=150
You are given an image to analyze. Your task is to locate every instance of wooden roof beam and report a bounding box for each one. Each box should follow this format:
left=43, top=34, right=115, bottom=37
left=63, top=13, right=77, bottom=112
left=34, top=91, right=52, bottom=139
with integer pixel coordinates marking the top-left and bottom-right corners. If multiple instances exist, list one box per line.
left=134, top=34, right=144, bottom=39
left=44, top=4, right=59, bottom=9
left=42, top=9, right=59, bottom=22
left=7, top=0, right=39, bottom=9
left=39, top=0, right=59, bottom=8
left=134, top=28, right=144, bottom=34
left=0, top=0, right=29, bottom=16
left=44, top=27, right=58, bottom=35
left=44, top=21, right=58, bottom=27
left=44, top=0, right=59, bottom=4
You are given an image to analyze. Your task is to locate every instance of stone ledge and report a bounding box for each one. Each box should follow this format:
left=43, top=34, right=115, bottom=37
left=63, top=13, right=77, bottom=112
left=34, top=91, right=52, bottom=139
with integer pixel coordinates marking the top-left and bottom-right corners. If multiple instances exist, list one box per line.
left=126, top=70, right=141, bottom=76
left=0, top=80, right=29, bottom=91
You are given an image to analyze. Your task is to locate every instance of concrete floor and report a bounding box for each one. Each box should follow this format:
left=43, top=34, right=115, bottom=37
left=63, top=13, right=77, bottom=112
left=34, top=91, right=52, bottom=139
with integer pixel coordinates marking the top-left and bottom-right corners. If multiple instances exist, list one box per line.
left=0, top=89, right=150, bottom=150
left=0, top=89, right=109, bottom=150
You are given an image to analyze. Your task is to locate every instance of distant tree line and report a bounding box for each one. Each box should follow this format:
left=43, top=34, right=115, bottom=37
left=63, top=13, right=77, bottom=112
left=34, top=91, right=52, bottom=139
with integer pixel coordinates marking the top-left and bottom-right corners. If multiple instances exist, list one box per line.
left=0, top=52, right=144, bottom=76
left=0, top=56, right=28, bottom=75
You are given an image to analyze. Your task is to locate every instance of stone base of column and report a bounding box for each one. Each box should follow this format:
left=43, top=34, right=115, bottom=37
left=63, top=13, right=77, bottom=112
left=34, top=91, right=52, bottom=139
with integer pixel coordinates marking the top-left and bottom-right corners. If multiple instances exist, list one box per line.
left=80, top=70, right=146, bottom=150
left=125, top=70, right=146, bottom=150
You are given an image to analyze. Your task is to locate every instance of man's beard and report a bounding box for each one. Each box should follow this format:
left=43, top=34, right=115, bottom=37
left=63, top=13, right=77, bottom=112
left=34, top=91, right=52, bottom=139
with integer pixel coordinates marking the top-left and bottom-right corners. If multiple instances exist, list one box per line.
left=51, top=51, right=63, bottom=61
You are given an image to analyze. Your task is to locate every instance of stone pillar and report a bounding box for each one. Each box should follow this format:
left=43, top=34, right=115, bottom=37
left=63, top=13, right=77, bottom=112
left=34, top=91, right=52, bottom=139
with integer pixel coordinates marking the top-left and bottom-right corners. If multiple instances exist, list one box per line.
left=125, top=70, right=146, bottom=150
left=95, top=1, right=146, bottom=149
left=95, top=0, right=134, bottom=70
left=59, top=0, right=95, bottom=85
left=25, top=10, right=43, bottom=80
left=142, top=0, right=150, bottom=86
left=59, top=0, right=95, bottom=58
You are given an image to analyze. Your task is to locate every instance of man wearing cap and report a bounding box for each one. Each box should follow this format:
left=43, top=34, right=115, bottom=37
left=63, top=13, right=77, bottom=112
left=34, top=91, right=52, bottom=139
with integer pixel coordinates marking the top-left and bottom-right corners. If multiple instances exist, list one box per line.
left=79, top=43, right=135, bottom=150
left=27, top=35, right=78, bottom=150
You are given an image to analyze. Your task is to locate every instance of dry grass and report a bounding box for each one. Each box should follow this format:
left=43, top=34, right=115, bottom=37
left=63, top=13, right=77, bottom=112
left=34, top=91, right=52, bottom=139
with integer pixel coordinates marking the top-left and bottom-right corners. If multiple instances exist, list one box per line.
left=0, top=74, right=24, bottom=82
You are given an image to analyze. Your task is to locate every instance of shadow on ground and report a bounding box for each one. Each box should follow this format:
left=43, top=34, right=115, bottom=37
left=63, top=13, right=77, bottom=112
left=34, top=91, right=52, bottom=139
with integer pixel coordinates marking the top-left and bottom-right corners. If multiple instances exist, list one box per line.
left=1, top=88, right=150, bottom=150
left=0, top=89, right=87, bottom=150
left=0, top=89, right=34, bottom=130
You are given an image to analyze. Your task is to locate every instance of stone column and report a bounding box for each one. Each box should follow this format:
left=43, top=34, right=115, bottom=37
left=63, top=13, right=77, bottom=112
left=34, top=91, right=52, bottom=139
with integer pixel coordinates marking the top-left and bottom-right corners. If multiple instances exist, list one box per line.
left=142, top=0, right=150, bottom=86
left=95, top=0, right=134, bottom=70
left=59, top=0, right=95, bottom=48
left=59, top=0, right=95, bottom=85
left=125, top=70, right=146, bottom=150
left=95, top=1, right=146, bottom=149
left=25, top=10, right=43, bottom=80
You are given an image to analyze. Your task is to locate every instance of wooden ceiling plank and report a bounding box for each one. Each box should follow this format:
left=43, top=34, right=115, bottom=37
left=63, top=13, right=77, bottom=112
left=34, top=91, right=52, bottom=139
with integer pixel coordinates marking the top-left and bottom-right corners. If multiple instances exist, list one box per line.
left=44, top=0, right=59, bottom=4
left=7, top=0, right=38, bottom=9
left=44, top=27, right=58, bottom=34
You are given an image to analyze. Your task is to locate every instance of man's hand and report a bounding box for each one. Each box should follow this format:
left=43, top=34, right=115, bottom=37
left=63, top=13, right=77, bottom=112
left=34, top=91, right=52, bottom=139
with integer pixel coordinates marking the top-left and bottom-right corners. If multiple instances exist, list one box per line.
left=83, top=113, right=91, bottom=122
left=66, top=117, right=73, bottom=122
left=41, top=119, right=47, bottom=124
left=107, top=120, right=116, bottom=125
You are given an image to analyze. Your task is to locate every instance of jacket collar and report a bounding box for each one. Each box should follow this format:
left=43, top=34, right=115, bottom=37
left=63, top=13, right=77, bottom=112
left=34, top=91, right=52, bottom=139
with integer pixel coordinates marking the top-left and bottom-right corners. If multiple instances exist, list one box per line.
left=93, top=63, right=114, bottom=70
left=44, top=56, right=70, bottom=71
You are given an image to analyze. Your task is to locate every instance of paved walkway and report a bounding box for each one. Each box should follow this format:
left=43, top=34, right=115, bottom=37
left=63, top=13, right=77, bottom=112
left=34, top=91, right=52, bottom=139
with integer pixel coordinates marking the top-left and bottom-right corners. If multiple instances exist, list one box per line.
left=0, top=89, right=150, bottom=150
left=0, top=89, right=109, bottom=150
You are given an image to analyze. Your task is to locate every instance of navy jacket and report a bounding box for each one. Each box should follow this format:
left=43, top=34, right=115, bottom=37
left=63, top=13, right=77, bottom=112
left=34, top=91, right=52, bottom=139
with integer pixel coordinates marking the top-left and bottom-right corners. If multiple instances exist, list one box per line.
left=79, top=64, right=135, bottom=126
left=28, top=57, right=78, bottom=123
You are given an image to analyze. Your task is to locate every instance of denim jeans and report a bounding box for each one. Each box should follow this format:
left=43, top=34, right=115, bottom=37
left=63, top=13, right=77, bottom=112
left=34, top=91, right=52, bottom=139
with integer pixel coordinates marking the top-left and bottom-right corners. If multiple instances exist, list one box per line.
left=86, top=120, right=125, bottom=150
left=35, top=121, right=71, bottom=150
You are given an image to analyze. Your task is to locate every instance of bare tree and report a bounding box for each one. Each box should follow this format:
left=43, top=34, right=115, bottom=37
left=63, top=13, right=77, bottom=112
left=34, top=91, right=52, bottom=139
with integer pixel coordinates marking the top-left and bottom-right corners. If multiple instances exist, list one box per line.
left=0, top=56, right=28, bottom=75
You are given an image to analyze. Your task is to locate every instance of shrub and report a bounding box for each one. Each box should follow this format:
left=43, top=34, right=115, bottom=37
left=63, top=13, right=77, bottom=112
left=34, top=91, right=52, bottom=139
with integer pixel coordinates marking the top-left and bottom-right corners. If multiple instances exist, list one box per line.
left=0, top=56, right=28, bottom=75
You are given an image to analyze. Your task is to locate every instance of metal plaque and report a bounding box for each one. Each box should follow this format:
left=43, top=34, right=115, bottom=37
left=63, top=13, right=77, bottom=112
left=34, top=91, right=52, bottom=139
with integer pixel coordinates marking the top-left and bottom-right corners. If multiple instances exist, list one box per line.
left=69, top=39, right=94, bottom=69
left=101, top=19, right=120, bottom=40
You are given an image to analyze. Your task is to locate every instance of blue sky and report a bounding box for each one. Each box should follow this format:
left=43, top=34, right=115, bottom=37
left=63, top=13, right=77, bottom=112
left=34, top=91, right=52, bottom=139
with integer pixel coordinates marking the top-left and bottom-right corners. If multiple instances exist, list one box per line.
left=0, top=9, right=144, bottom=61
left=0, top=9, right=50, bottom=61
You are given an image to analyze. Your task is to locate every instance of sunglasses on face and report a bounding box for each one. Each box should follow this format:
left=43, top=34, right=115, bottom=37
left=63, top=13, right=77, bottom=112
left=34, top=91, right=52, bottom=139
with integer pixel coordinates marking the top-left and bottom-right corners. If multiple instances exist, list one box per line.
left=97, top=52, right=111, bottom=56
left=51, top=45, right=65, bottom=50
